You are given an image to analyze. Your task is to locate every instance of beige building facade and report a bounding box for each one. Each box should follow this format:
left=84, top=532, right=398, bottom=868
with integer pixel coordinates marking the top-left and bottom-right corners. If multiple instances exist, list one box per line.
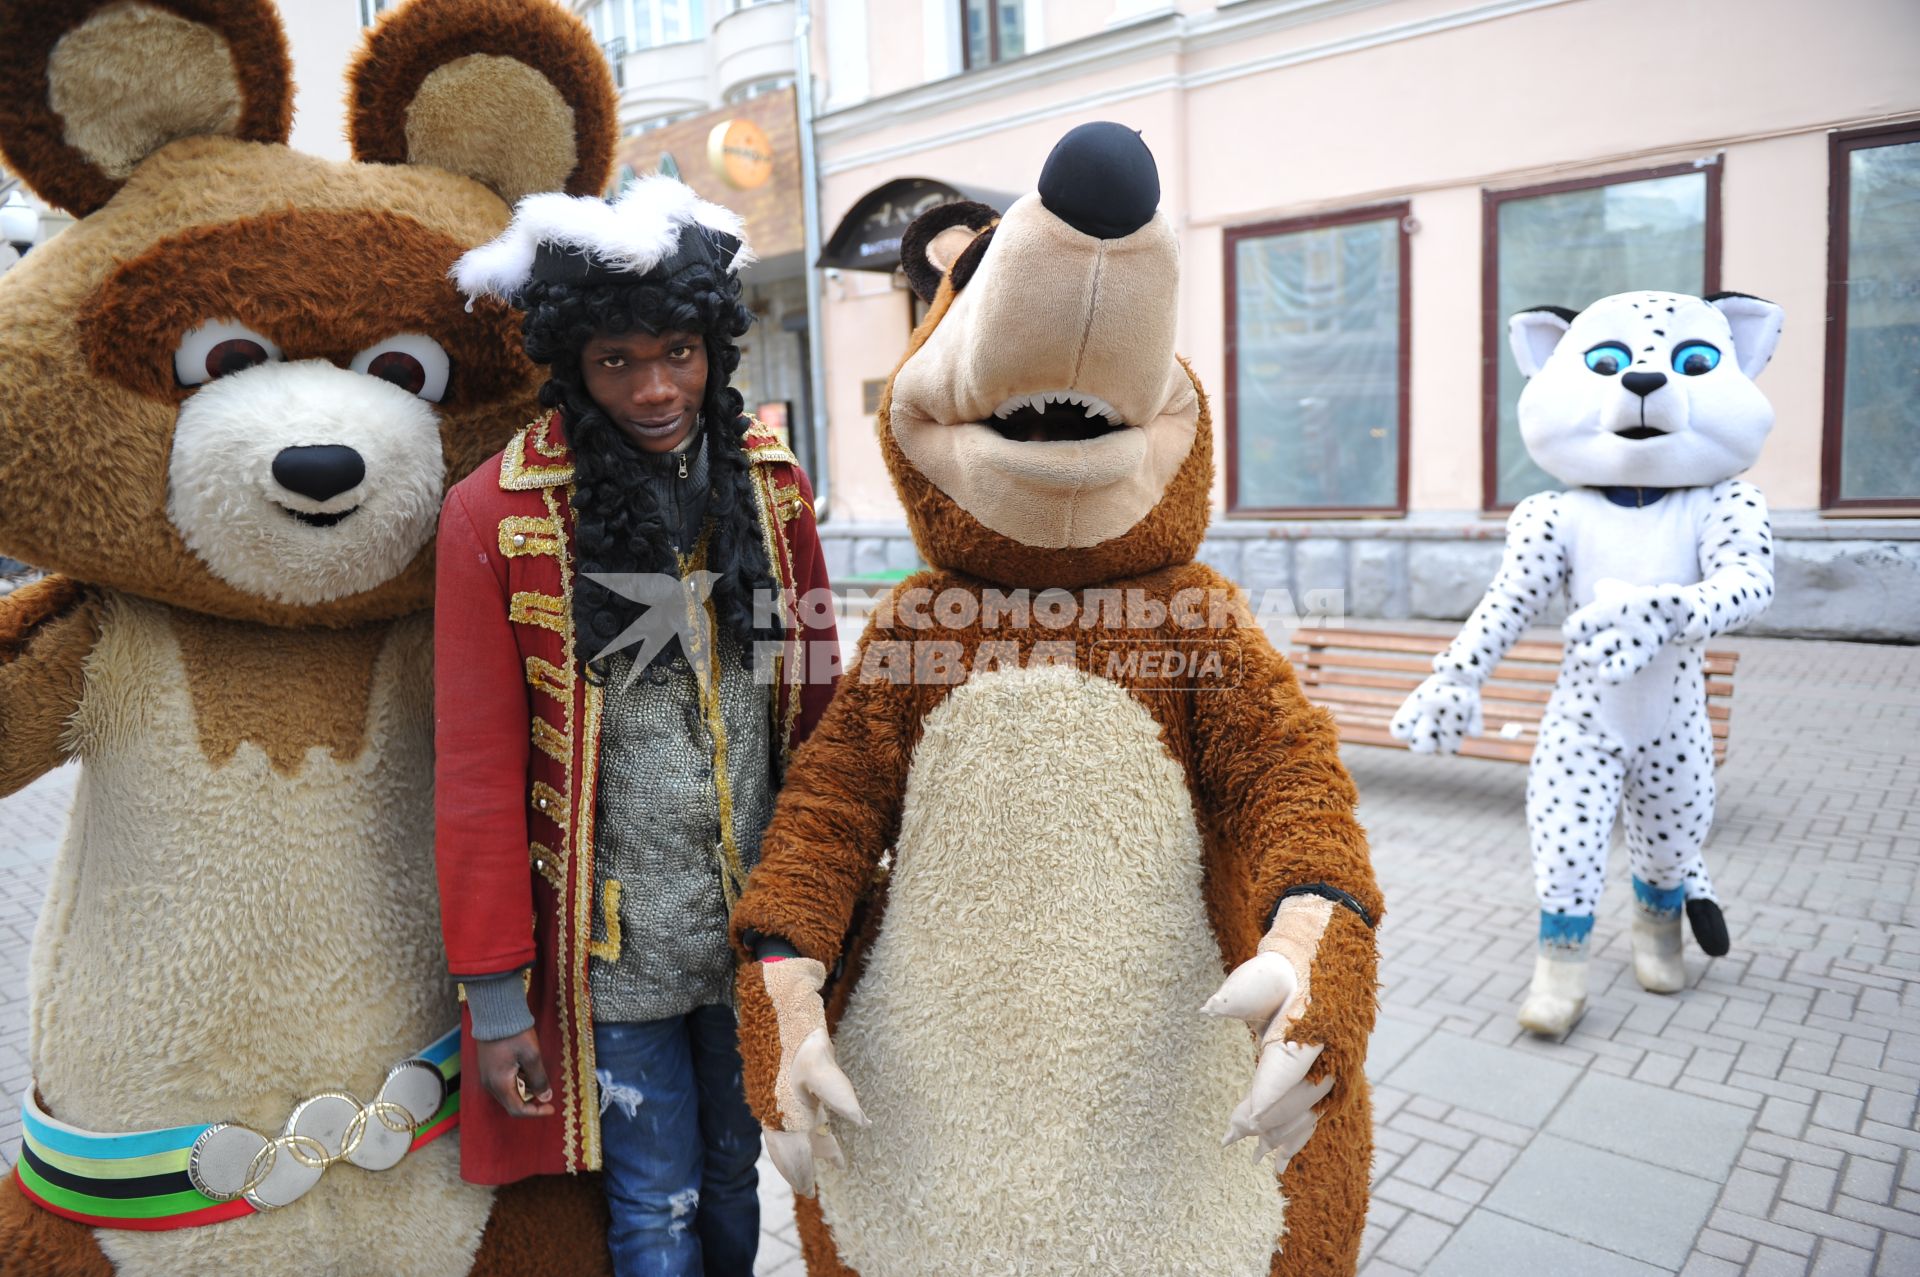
left=804, top=0, right=1920, bottom=638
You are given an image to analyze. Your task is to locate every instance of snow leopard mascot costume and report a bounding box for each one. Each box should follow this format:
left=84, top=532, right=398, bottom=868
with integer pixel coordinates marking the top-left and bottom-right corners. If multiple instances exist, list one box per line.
left=1392, top=290, right=1781, bottom=1037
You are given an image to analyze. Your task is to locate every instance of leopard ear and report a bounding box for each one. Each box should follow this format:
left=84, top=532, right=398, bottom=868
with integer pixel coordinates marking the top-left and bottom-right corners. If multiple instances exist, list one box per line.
left=0, top=0, right=293, bottom=217
left=900, top=200, right=998, bottom=303
left=348, top=0, right=619, bottom=203
left=1508, top=305, right=1577, bottom=378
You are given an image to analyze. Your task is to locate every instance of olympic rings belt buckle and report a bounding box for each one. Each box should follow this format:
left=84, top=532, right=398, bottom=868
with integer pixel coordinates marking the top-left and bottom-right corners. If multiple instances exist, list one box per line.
left=185, top=1056, right=448, bottom=1210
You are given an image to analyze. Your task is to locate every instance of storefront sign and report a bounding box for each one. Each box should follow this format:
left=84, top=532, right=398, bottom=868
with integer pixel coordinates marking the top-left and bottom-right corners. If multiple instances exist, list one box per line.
left=708, top=118, right=774, bottom=190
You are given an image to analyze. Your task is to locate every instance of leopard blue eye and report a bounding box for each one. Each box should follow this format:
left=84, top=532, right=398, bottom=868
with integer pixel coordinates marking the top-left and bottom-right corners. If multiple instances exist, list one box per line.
left=1583, top=342, right=1631, bottom=375
left=1672, top=341, right=1720, bottom=376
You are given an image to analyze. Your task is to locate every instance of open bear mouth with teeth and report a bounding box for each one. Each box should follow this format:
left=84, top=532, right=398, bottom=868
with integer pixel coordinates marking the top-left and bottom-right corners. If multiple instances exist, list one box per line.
left=986, top=390, right=1131, bottom=444
left=280, top=505, right=360, bottom=528
left=1614, top=425, right=1669, bottom=441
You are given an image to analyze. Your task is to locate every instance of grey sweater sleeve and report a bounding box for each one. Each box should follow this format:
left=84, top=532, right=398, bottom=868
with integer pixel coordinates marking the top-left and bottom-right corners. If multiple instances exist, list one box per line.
left=462, top=971, right=535, bottom=1042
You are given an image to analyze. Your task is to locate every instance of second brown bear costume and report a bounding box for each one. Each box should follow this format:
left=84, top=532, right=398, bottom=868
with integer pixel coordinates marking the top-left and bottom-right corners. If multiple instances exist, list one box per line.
left=730, top=124, right=1382, bottom=1276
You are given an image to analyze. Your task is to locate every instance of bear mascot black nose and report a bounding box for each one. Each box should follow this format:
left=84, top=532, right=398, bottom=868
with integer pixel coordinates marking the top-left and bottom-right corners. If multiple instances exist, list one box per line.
left=1038, top=121, right=1160, bottom=241
left=272, top=444, right=367, bottom=502
left=1622, top=370, right=1668, bottom=398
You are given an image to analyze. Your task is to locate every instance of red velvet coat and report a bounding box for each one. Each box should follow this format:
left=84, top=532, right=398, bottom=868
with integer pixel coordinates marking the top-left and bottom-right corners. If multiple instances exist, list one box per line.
left=433, top=410, right=838, bottom=1183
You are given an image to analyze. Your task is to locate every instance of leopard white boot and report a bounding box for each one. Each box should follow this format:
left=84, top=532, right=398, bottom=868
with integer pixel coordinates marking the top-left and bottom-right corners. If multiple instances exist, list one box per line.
left=1632, top=906, right=1687, bottom=993
left=1518, top=951, right=1590, bottom=1036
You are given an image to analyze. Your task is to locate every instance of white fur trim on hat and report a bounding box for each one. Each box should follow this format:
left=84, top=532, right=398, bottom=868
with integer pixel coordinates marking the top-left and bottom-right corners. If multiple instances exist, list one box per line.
left=452, top=176, right=755, bottom=303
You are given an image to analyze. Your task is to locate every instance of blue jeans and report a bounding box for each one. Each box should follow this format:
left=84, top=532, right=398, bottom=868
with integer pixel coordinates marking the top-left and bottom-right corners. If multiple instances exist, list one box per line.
left=594, top=1007, right=762, bottom=1277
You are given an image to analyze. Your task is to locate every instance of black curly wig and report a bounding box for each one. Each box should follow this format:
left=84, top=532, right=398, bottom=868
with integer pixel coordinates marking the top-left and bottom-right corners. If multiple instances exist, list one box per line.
left=518, top=261, right=780, bottom=677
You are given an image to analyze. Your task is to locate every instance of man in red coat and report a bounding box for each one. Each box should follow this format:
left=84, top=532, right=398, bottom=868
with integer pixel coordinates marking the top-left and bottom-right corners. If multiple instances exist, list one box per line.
left=435, top=178, right=838, bottom=1275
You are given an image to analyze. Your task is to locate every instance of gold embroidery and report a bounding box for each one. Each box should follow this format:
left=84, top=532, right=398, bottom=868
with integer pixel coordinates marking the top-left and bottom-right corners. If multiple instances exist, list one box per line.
left=526, top=656, right=569, bottom=703
left=675, top=538, right=751, bottom=911
left=576, top=677, right=605, bottom=1169
left=509, top=591, right=568, bottom=634
left=749, top=465, right=805, bottom=768
left=586, top=879, right=622, bottom=962
left=499, top=514, right=562, bottom=558
left=544, top=482, right=602, bottom=1172
left=531, top=714, right=569, bottom=764
left=499, top=415, right=575, bottom=490
left=530, top=842, right=565, bottom=892
left=530, top=780, right=570, bottom=830
left=771, top=480, right=810, bottom=524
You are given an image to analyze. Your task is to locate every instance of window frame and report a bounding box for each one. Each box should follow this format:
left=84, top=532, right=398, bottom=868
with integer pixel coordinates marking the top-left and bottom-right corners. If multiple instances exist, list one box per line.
left=959, top=0, right=1020, bottom=70
left=1821, top=120, right=1920, bottom=512
left=1479, top=160, right=1723, bottom=513
left=1222, top=201, right=1413, bottom=519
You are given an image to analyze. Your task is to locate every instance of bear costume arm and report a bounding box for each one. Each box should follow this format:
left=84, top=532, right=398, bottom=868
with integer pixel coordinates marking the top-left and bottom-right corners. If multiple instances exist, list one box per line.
left=1190, top=614, right=1381, bottom=935
left=730, top=636, right=917, bottom=966
left=0, top=575, right=101, bottom=795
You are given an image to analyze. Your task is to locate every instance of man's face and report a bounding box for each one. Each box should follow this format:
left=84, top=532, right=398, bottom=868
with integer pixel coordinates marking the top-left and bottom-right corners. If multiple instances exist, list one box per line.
left=580, top=327, right=709, bottom=453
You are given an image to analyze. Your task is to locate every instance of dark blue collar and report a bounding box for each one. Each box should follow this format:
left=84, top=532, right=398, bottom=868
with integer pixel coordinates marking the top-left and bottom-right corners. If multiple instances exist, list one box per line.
left=1598, top=485, right=1671, bottom=508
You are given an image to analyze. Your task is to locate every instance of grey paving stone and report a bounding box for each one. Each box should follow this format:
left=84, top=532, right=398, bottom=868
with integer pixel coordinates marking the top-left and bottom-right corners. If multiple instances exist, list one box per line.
left=1384, top=1029, right=1582, bottom=1127
left=1426, top=1211, right=1666, bottom=1277
left=1367, top=1013, right=1428, bottom=1083
left=1484, top=1135, right=1721, bottom=1269
left=1546, top=1071, right=1753, bottom=1180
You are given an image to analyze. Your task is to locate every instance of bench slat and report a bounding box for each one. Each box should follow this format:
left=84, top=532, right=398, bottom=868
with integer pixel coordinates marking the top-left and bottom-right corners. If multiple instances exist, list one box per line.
left=1292, top=627, right=1737, bottom=675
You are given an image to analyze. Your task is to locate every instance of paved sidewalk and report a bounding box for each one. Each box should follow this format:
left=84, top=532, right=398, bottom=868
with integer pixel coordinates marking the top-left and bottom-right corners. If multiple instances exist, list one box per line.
left=1, top=630, right=1915, bottom=1274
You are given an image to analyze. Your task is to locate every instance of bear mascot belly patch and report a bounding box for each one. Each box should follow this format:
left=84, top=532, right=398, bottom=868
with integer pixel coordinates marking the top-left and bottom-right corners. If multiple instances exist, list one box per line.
left=727, top=124, right=1383, bottom=1276
left=0, top=2, right=618, bottom=1273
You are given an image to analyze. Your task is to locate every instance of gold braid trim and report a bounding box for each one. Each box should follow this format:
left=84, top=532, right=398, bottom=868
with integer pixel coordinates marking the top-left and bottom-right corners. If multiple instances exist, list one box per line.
left=531, top=715, right=569, bottom=764
left=509, top=592, right=568, bottom=634
left=499, top=515, right=563, bottom=558
left=587, top=880, right=623, bottom=962
left=535, top=485, right=589, bottom=1170
left=500, top=416, right=575, bottom=489
left=748, top=464, right=804, bottom=769
left=677, top=537, right=751, bottom=910
left=526, top=656, right=569, bottom=703
left=530, top=842, right=565, bottom=892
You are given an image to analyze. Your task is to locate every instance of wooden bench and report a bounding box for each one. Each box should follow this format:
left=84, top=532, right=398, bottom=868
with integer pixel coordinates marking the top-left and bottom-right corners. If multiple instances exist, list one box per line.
left=1290, top=627, right=1739, bottom=766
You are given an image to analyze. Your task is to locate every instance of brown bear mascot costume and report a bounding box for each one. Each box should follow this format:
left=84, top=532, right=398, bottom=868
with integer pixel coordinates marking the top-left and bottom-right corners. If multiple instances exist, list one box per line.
left=0, top=0, right=617, bottom=1273
left=730, top=123, right=1382, bottom=1276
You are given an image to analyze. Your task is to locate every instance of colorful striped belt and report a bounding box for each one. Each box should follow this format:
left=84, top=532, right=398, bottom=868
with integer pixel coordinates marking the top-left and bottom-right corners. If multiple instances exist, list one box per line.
left=14, top=1027, right=461, bottom=1231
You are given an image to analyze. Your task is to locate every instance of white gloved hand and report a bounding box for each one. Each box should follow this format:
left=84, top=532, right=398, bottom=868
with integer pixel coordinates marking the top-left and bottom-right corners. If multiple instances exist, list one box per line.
left=1202, top=895, right=1339, bottom=1171
left=1564, top=578, right=1690, bottom=683
left=740, top=957, right=868, bottom=1197
left=1389, top=669, right=1483, bottom=754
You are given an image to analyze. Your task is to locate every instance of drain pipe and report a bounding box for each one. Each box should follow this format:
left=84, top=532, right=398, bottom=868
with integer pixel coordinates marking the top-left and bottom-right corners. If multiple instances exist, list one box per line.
left=793, top=0, right=830, bottom=521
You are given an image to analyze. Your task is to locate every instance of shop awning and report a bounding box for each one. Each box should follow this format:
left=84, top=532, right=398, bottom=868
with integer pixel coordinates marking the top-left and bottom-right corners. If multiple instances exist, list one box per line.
left=817, top=177, right=1016, bottom=273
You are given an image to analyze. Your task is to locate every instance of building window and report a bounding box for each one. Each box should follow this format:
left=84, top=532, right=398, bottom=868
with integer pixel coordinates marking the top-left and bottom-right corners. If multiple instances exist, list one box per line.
left=1825, top=123, right=1920, bottom=509
left=1225, top=204, right=1410, bottom=515
left=1482, top=162, right=1720, bottom=510
left=589, top=0, right=705, bottom=51
left=962, top=0, right=1025, bottom=69
left=724, top=75, right=794, bottom=104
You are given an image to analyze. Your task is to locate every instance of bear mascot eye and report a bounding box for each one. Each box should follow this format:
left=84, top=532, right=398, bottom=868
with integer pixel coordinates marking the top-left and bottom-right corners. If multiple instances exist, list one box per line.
left=174, top=320, right=284, bottom=386
left=350, top=333, right=450, bottom=402
left=1582, top=342, right=1631, bottom=376
left=1671, top=341, right=1721, bottom=376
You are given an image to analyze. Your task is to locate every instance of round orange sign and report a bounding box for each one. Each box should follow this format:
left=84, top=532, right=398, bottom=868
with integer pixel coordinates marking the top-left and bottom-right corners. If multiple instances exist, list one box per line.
left=707, top=118, right=774, bottom=190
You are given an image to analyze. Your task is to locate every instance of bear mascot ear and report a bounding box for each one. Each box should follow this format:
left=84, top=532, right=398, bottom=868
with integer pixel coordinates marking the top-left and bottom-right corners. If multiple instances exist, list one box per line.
left=348, top=0, right=618, bottom=203
left=899, top=199, right=999, bottom=304
left=1704, top=291, right=1785, bottom=379
left=0, top=0, right=293, bottom=217
left=1507, top=305, right=1579, bottom=378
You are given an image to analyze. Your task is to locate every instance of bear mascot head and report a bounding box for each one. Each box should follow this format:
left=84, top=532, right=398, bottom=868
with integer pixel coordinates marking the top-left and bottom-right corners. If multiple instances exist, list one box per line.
left=0, top=1, right=619, bottom=1273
